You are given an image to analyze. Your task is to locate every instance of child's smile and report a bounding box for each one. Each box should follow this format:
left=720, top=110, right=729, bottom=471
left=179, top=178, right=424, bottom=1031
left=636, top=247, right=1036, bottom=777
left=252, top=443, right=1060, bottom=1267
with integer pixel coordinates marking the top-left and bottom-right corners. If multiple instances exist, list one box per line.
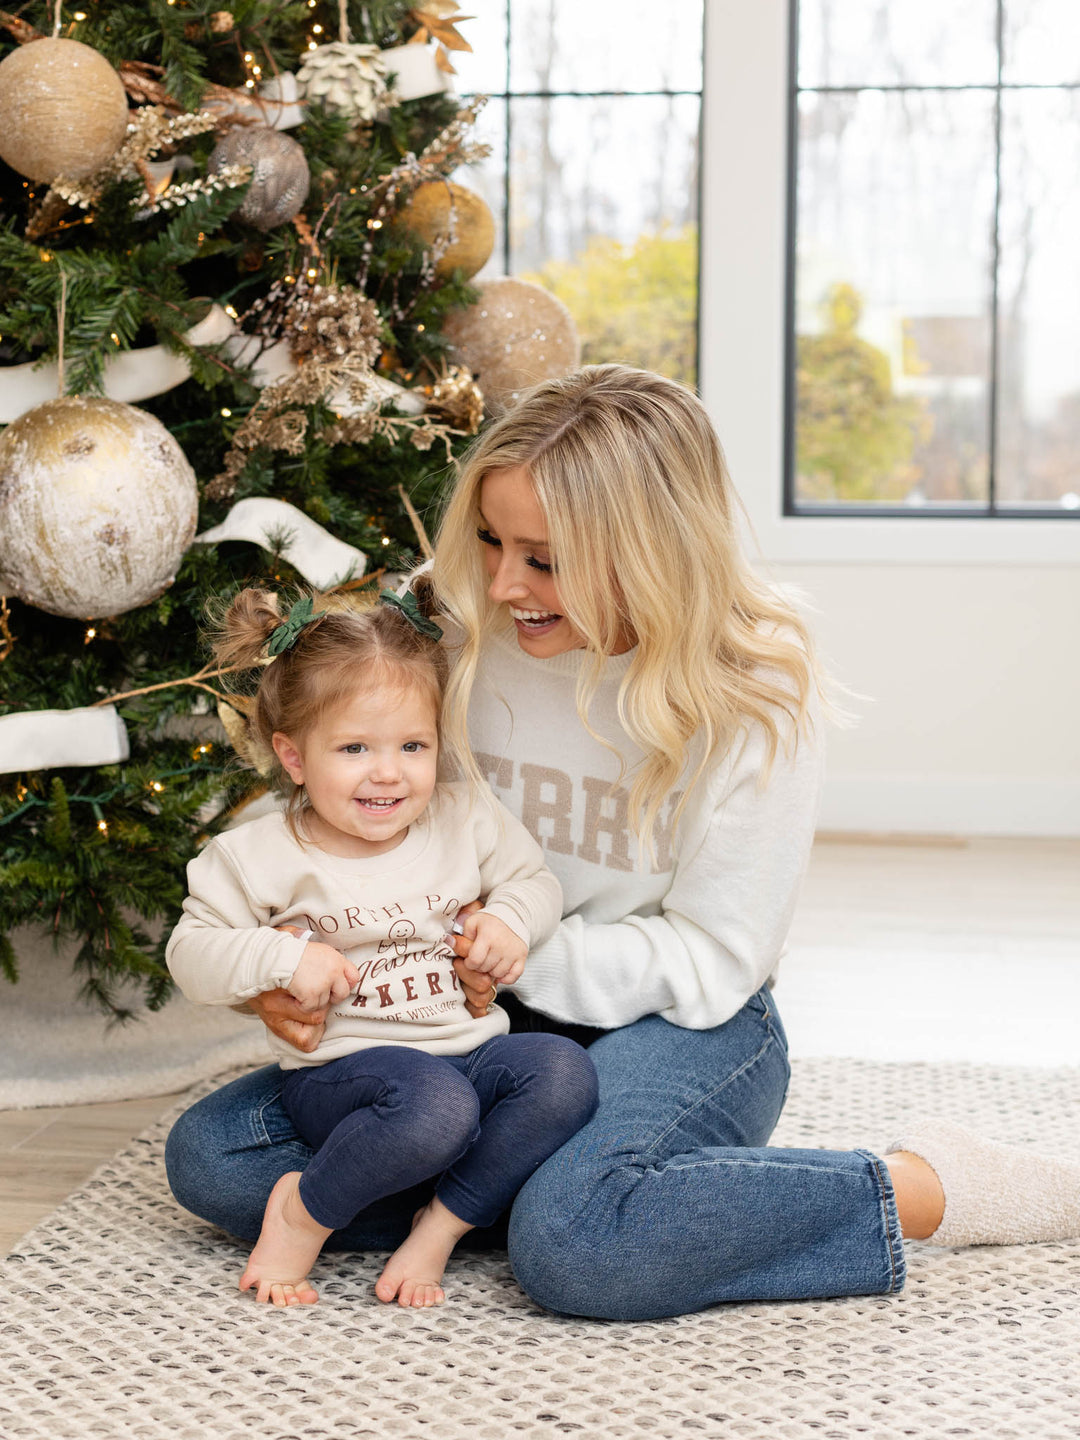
left=273, top=681, right=439, bottom=858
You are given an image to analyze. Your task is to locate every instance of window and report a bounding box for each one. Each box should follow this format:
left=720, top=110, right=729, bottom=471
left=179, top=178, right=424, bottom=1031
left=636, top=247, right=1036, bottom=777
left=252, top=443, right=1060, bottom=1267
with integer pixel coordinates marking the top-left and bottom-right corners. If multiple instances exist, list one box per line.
left=451, top=1, right=703, bottom=387
left=788, top=0, right=1080, bottom=517
left=698, top=2, right=1079, bottom=563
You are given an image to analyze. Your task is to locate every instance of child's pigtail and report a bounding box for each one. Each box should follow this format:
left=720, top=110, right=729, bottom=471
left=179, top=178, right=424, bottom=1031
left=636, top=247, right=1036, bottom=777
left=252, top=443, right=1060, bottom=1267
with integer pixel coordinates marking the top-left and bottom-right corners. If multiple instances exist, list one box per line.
left=210, top=588, right=283, bottom=673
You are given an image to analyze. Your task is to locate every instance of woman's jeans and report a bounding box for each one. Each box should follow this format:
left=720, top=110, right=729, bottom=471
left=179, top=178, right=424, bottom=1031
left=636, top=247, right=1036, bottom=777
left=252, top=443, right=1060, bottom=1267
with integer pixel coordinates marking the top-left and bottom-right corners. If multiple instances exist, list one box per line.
left=281, top=1035, right=599, bottom=1231
left=165, top=988, right=905, bottom=1321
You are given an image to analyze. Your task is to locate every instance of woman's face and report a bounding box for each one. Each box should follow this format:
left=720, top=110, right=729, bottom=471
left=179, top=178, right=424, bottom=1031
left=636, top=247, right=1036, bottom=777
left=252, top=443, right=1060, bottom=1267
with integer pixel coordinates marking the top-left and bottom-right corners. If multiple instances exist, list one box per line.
left=477, top=466, right=585, bottom=658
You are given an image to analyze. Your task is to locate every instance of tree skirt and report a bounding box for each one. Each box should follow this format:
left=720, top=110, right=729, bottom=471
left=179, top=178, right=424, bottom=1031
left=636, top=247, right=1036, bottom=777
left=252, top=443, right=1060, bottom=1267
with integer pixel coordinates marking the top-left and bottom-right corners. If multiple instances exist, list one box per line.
left=0, top=928, right=270, bottom=1109
left=4, top=1058, right=1079, bottom=1440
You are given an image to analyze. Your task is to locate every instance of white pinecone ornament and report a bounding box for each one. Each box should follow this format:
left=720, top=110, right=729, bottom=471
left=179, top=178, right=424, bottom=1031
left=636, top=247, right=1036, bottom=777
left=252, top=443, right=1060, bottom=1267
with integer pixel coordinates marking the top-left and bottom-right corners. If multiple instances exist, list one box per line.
left=296, top=42, right=393, bottom=121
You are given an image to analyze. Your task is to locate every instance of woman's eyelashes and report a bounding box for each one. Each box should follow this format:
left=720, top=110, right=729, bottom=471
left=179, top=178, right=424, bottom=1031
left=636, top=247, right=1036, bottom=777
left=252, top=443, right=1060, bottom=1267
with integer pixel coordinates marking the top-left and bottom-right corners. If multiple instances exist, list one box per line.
left=476, top=526, right=554, bottom=574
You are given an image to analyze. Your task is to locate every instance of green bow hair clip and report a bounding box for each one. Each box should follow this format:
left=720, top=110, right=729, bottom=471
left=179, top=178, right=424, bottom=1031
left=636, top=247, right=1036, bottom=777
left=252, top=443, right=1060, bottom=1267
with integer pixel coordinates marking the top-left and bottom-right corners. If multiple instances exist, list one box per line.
left=379, top=588, right=444, bottom=641
left=267, top=595, right=327, bottom=656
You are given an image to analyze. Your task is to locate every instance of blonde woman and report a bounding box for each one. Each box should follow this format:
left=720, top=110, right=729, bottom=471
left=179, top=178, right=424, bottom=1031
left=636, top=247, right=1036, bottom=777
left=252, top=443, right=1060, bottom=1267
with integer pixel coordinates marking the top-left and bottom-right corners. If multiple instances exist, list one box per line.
left=167, top=365, right=1080, bottom=1320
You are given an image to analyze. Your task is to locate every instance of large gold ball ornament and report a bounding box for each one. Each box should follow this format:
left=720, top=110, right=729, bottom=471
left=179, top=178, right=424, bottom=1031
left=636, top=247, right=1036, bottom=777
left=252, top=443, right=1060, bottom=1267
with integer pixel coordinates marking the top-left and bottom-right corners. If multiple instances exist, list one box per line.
left=0, top=397, right=199, bottom=619
left=0, top=38, right=129, bottom=182
left=401, top=180, right=495, bottom=280
left=441, top=278, right=581, bottom=413
left=208, top=125, right=310, bottom=230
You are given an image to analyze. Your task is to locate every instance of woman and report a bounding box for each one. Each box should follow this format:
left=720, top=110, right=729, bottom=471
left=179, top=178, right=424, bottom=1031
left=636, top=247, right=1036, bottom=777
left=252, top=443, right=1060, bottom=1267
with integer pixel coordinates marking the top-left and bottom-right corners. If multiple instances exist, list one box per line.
left=166, top=365, right=1080, bottom=1321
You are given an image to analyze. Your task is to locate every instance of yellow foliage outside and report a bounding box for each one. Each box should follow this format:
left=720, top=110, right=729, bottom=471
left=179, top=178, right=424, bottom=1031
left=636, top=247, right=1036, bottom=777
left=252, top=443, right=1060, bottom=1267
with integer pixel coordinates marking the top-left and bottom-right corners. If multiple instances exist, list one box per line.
left=523, top=226, right=698, bottom=388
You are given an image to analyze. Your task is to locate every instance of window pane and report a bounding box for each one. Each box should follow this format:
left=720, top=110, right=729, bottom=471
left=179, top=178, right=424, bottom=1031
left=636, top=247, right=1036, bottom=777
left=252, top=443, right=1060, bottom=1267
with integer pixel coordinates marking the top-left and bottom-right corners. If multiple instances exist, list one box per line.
left=997, top=90, right=1080, bottom=509
left=451, top=0, right=510, bottom=96
left=509, top=0, right=703, bottom=94
left=793, top=90, right=996, bottom=506
left=798, top=0, right=998, bottom=88
left=451, top=97, right=508, bottom=278
left=507, top=95, right=699, bottom=385
left=1003, top=0, right=1080, bottom=84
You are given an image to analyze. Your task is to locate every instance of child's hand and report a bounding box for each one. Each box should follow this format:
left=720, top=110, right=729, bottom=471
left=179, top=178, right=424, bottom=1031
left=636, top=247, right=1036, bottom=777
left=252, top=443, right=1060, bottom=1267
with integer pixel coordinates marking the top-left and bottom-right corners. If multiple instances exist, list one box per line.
left=459, top=911, right=527, bottom=985
left=286, top=939, right=360, bottom=1012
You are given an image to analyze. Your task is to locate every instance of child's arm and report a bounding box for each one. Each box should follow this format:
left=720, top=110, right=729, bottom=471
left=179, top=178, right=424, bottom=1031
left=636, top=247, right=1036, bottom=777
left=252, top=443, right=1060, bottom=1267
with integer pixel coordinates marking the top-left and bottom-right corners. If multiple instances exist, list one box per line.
left=453, top=788, right=563, bottom=991
left=287, top=934, right=361, bottom=1010
left=458, top=911, right=527, bottom=984
left=166, top=840, right=317, bottom=1006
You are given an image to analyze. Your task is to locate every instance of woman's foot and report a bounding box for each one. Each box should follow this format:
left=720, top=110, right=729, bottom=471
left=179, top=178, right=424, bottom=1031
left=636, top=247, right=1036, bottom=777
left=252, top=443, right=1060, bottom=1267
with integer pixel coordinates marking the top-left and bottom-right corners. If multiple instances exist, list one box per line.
left=885, top=1119, right=1080, bottom=1246
left=374, top=1197, right=473, bottom=1308
left=239, top=1171, right=332, bottom=1306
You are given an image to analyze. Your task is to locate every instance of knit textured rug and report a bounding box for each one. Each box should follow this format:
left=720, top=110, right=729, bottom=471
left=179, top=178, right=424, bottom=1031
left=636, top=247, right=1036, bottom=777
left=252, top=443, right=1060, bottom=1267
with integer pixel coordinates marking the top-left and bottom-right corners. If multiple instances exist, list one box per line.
left=4, top=1058, right=1079, bottom=1440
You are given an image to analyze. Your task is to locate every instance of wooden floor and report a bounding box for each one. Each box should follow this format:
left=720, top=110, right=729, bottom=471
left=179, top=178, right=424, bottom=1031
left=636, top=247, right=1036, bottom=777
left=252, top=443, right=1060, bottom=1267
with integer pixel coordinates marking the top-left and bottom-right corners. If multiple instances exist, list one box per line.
left=0, top=1092, right=183, bottom=1257
left=3, top=834, right=1078, bottom=1258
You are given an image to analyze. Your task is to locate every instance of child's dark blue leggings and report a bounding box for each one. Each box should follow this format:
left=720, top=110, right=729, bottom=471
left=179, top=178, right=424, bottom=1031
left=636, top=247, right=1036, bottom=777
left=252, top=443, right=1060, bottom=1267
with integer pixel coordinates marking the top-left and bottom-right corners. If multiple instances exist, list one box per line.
left=281, top=1032, right=599, bottom=1230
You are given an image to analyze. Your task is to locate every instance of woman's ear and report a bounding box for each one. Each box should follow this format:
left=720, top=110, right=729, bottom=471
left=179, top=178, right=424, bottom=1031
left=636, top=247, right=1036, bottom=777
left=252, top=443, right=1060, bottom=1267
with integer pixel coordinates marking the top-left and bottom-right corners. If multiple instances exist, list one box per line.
left=272, top=732, right=304, bottom=785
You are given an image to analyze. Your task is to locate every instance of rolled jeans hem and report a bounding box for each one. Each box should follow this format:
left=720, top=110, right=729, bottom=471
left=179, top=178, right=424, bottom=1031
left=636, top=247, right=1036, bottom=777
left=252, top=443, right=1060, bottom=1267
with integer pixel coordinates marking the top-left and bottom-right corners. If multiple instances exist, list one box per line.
left=857, top=1147, right=907, bottom=1293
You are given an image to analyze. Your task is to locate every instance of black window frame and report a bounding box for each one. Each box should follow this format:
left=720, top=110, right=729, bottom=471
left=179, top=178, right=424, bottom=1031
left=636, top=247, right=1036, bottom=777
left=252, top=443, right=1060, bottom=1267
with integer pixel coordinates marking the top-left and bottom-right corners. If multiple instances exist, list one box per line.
left=783, top=0, right=1080, bottom=520
left=458, top=0, right=706, bottom=389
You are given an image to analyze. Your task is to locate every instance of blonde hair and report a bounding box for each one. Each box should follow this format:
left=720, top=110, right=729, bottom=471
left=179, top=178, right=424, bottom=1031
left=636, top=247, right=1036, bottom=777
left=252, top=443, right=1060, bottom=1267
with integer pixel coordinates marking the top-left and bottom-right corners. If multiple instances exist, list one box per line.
left=432, top=364, right=823, bottom=844
left=211, top=588, right=448, bottom=835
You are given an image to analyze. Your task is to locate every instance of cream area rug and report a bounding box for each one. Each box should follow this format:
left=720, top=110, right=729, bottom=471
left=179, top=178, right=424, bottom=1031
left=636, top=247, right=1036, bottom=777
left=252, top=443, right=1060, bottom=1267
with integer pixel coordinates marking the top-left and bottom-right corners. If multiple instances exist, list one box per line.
left=4, top=1058, right=1079, bottom=1440
left=0, top=927, right=270, bottom=1109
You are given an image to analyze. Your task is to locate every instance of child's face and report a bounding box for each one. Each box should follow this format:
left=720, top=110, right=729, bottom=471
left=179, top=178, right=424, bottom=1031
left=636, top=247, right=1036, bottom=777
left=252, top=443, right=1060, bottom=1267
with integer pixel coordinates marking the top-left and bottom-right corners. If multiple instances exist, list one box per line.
left=273, top=680, right=439, bottom=858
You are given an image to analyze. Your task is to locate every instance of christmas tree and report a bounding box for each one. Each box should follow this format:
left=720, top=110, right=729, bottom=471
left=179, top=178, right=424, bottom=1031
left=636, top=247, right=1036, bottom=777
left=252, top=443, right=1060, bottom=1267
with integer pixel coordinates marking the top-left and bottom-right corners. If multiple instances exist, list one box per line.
left=0, top=0, right=502, bottom=1018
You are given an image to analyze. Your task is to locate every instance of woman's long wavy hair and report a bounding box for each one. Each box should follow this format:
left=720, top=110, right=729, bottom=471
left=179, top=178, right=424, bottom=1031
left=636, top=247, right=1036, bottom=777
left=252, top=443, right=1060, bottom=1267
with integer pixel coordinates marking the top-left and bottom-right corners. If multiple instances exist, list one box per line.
left=431, top=364, right=824, bottom=846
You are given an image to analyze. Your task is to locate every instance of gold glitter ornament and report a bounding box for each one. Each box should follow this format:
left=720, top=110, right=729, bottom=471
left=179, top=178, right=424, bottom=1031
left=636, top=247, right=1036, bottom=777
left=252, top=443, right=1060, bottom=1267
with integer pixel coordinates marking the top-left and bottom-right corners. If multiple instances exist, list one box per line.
left=399, top=180, right=494, bottom=280
left=208, top=125, right=310, bottom=230
left=296, top=42, right=391, bottom=121
left=0, top=397, right=198, bottom=619
left=423, top=364, right=483, bottom=434
left=441, top=278, right=580, bottom=414
left=0, top=38, right=129, bottom=183
left=286, top=284, right=382, bottom=364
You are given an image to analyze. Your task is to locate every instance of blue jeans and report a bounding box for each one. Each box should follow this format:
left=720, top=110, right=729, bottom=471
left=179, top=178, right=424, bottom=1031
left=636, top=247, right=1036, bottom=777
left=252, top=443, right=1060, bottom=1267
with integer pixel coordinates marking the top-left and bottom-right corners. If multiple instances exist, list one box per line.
left=165, top=988, right=905, bottom=1321
left=281, top=1035, right=599, bottom=1231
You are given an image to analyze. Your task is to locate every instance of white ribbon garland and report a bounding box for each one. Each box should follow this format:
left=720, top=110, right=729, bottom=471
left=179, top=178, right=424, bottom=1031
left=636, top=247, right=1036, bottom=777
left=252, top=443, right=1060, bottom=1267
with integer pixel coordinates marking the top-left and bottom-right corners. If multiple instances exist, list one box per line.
left=193, top=497, right=367, bottom=589
left=0, top=705, right=129, bottom=776
left=0, top=304, right=236, bottom=423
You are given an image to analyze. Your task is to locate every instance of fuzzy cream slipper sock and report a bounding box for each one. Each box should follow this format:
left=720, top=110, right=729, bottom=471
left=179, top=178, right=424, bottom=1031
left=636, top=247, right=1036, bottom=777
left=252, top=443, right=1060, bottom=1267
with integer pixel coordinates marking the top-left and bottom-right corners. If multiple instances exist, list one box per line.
left=885, top=1119, right=1080, bottom=1246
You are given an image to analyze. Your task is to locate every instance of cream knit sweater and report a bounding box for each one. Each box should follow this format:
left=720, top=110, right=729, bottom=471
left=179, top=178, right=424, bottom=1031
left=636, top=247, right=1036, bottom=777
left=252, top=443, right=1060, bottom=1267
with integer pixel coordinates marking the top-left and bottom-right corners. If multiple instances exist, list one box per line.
left=166, top=781, right=562, bottom=1066
left=466, top=623, right=825, bottom=1031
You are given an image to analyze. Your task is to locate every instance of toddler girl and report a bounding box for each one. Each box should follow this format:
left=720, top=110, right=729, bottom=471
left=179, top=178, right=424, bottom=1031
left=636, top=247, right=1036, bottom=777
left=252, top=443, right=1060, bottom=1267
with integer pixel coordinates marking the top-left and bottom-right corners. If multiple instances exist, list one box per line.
left=167, top=588, right=598, bottom=1309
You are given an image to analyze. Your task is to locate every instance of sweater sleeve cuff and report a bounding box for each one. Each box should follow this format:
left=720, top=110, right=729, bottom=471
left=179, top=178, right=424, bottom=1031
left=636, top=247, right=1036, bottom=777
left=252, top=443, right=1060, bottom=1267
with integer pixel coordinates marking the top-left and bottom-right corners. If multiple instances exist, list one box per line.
left=480, top=901, right=531, bottom=949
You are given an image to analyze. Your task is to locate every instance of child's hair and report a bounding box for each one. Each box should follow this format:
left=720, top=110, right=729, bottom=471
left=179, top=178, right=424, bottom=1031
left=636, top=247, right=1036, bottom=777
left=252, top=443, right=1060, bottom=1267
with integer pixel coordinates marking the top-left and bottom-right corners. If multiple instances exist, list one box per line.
left=432, top=363, right=826, bottom=847
left=211, top=589, right=449, bottom=834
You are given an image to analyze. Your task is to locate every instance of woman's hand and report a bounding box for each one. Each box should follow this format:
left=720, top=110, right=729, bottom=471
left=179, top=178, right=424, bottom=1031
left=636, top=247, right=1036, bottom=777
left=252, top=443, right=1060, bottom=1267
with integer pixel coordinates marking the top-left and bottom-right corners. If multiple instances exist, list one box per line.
left=247, top=987, right=328, bottom=1053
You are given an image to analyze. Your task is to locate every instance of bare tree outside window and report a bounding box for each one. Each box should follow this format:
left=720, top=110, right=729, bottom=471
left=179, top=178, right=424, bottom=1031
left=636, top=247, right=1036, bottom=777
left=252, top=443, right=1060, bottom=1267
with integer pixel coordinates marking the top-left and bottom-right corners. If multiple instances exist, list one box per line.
left=452, top=1, right=703, bottom=387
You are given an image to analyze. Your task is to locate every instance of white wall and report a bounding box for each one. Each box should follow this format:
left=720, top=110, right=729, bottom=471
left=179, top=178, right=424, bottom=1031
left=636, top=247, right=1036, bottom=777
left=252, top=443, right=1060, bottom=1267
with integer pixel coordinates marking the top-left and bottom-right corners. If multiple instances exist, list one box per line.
left=700, top=1, right=1080, bottom=837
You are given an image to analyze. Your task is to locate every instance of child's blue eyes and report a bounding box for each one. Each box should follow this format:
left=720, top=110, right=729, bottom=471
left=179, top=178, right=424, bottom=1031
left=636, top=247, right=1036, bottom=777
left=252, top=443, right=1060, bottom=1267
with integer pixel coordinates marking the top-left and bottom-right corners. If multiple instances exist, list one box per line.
left=476, top=526, right=554, bottom=574
left=341, top=742, right=426, bottom=754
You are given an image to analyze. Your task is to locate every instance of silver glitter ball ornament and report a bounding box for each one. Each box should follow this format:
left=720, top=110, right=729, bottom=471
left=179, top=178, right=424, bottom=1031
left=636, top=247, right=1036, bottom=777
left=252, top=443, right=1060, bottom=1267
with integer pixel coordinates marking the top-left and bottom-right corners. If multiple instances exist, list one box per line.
left=209, top=125, right=310, bottom=231
left=0, top=397, right=199, bottom=619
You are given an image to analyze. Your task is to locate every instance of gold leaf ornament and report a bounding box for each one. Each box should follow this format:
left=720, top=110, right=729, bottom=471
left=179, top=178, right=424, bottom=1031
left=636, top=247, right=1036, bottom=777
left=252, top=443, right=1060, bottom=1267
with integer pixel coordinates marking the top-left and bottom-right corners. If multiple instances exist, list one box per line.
left=408, top=7, right=474, bottom=74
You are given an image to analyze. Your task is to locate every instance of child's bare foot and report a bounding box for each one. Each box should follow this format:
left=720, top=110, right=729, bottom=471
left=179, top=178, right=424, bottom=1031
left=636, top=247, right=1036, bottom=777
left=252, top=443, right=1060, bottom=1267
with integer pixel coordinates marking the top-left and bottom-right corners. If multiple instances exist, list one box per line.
left=239, top=1171, right=332, bottom=1307
left=374, top=1197, right=474, bottom=1308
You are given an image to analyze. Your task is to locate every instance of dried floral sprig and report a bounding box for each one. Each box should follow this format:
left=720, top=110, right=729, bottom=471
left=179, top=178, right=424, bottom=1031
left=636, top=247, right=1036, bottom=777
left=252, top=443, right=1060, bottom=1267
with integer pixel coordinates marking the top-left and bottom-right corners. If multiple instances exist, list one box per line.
left=27, top=108, right=233, bottom=235
left=208, top=355, right=465, bottom=500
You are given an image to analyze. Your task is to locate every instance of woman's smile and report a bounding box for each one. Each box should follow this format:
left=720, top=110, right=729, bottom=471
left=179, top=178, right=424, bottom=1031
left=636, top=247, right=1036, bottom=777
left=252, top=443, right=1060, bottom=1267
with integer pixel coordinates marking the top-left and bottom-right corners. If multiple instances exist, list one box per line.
left=478, top=467, right=586, bottom=658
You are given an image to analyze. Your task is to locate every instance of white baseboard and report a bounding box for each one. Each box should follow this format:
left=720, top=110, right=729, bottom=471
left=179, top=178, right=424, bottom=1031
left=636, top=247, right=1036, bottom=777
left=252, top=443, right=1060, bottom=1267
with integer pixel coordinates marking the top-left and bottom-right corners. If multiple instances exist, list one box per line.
left=819, top=775, right=1080, bottom=838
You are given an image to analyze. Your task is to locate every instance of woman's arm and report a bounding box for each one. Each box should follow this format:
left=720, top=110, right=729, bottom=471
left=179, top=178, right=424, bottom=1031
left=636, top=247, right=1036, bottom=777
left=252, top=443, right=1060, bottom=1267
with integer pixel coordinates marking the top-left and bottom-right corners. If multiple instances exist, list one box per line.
left=506, top=714, right=825, bottom=1031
